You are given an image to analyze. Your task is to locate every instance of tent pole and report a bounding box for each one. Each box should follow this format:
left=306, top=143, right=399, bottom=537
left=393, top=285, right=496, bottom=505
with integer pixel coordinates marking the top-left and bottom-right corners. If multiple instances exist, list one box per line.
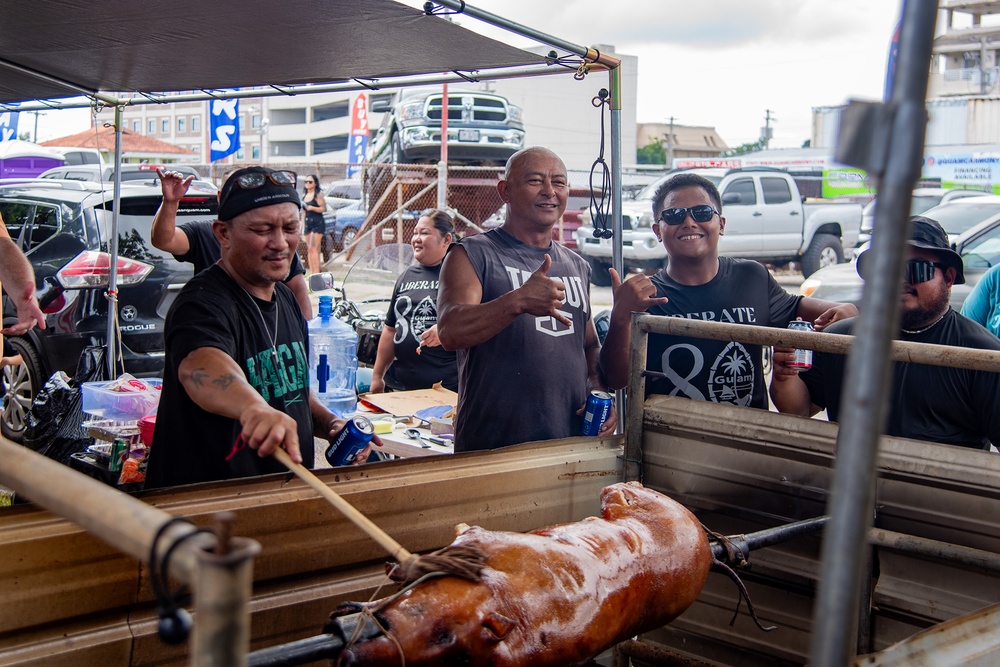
left=105, top=105, right=123, bottom=378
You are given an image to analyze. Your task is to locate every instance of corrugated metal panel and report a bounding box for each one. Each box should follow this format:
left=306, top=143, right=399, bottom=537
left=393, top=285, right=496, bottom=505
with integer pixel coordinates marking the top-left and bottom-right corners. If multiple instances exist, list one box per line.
left=0, top=438, right=623, bottom=665
left=926, top=98, right=969, bottom=145
left=638, top=396, right=1000, bottom=664
left=966, top=98, right=1000, bottom=143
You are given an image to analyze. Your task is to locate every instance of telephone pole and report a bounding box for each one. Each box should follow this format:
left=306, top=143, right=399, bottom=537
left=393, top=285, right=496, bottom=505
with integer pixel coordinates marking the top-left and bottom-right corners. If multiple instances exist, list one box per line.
left=762, top=109, right=775, bottom=149
left=665, top=116, right=675, bottom=167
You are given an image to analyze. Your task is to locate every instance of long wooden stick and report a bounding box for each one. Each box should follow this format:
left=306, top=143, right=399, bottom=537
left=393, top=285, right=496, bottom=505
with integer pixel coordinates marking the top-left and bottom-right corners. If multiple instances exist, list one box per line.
left=272, top=448, right=413, bottom=565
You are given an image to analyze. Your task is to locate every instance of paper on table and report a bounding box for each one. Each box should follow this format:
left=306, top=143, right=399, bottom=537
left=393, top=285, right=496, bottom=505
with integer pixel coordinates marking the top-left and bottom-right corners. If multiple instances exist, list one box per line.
left=359, top=382, right=457, bottom=418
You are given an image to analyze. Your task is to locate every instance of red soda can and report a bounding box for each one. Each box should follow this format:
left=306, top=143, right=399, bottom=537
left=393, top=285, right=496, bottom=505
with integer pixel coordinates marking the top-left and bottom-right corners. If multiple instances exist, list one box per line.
left=787, top=318, right=814, bottom=369
left=580, top=391, right=613, bottom=436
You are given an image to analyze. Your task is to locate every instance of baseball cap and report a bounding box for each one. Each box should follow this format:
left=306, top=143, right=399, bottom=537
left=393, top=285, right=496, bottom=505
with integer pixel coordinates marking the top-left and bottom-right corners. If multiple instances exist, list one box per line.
left=856, top=215, right=965, bottom=284
left=217, top=167, right=302, bottom=222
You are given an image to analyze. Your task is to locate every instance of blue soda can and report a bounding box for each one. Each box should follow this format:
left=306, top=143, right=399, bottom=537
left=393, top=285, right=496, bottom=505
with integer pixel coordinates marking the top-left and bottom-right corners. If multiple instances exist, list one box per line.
left=580, top=390, right=613, bottom=436
left=325, top=416, right=375, bottom=467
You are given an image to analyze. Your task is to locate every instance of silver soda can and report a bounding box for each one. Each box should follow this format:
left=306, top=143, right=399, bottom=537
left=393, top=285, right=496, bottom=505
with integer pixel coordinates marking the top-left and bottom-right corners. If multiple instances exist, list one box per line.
left=580, top=390, right=613, bottom=436
left=786, top=318, right=814, bottom=369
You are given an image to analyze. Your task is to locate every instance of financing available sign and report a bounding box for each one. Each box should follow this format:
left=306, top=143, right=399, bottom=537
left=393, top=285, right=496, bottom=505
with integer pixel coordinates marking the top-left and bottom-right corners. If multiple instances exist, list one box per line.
left=923, top=152, right=1000, bottom=191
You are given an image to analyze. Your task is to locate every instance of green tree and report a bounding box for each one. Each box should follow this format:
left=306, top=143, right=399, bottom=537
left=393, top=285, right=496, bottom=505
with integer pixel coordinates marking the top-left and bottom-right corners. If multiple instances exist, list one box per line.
left=637, top=138, right=666, bottom=165
left=722, top=139, right=765, bottom=157
left=801, top=138, right=811, bottom=148
left=17, top=131, right=31, bottom=141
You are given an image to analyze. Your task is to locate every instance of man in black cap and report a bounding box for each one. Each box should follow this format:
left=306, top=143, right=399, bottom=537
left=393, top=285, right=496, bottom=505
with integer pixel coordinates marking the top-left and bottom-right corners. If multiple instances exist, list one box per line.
left=146, top=167, right=377, bottom=488
left=770, top=216, right=1000, bottom=451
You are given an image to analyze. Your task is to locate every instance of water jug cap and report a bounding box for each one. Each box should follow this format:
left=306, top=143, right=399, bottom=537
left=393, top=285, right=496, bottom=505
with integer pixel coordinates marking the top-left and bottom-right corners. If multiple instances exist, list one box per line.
left=318, top=295, right=333, bottom=318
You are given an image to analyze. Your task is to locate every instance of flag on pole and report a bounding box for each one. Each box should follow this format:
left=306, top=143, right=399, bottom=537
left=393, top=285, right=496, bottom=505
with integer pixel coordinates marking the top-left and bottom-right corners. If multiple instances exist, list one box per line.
left=347, top=93, right=369, bottom=177
left=210, top=98, right=240, bottom=162
left=0, top=112, right=18, bottom=142
left=884, top=19, right=901, bottom=101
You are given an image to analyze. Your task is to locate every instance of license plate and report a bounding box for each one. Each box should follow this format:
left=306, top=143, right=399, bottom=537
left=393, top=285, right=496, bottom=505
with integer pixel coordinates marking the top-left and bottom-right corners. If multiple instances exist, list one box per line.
left=458, top=129, right=480, bottom=142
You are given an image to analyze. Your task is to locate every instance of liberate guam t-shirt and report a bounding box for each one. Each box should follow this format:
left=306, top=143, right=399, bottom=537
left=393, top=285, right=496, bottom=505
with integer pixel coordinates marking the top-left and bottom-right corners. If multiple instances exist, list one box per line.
left=144, top=265, right=312, bottom=488
left=176, top=220, right=305, bottom=279
left=383, top=262, right=458, bottom=391
left=646, top=257, right=801, bottom=410
left=455, top=228, right=592, bottom=452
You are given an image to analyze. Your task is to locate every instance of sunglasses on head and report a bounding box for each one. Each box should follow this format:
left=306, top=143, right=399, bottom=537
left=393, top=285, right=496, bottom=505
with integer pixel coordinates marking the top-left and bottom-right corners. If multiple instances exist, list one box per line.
left=658, top=204, right=720, bottom=226
left=904, top=258, right=946, bottom=284
left=234, top=170, right=297, bottom=189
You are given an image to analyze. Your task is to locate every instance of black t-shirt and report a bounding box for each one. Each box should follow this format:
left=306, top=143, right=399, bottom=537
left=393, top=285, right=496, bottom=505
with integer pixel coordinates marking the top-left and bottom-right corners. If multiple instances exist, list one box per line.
left=144, top=265, right=313, bottom=488
left=800, top=309, right=1000, bottom=450
left=383, top=262, right=457, bottom=391
left=176, top=220, right=305, bottom=279
left=646, top=257, right=801, bottom=409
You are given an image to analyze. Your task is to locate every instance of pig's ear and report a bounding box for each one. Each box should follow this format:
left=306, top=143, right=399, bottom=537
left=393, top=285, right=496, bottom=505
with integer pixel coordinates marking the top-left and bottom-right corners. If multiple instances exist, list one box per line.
left=481, top=611, right=515, bottom=642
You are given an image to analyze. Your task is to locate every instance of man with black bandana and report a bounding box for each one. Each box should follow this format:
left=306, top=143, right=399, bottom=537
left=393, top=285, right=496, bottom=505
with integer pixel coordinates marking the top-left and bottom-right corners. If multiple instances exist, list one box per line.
left=771, top=216, right=1000, bottom=451
left=146, top=167, right=378, bottom=488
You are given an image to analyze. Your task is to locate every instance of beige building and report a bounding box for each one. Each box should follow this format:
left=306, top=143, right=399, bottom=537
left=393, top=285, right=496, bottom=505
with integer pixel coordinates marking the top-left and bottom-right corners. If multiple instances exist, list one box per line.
left=636, top=122, right=727, bottom=164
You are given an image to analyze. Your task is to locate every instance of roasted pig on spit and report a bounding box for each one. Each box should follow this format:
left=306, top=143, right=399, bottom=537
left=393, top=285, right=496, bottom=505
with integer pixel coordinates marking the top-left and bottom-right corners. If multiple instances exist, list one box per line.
left=329, top=481, right=712, bottom=666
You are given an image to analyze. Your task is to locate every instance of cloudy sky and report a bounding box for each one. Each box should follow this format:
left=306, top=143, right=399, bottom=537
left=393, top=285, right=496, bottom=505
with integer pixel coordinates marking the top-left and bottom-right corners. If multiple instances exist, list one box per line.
left=428, top=0, right=906, bottom=148
left=37, top=1, right=908, bottom=149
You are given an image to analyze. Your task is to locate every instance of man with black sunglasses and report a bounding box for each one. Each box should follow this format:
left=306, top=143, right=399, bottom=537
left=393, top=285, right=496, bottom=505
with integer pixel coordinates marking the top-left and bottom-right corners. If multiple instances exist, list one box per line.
left=771, top=216, right=1000, bottom=451
left=601, top=172, right=857, bottom=410
left=151, top=168, right=313, bottom=319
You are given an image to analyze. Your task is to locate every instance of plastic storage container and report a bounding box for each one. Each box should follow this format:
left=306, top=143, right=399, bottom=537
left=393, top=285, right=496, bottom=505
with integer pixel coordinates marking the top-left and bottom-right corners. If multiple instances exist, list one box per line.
left=309, top=295, right=358, bottom=417
left=81, top=379, right=162, bottom=420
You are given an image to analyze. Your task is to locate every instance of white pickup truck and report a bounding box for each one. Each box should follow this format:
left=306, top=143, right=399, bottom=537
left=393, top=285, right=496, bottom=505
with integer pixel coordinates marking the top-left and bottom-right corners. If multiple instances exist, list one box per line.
left=576, top=168, right=863, bottom=285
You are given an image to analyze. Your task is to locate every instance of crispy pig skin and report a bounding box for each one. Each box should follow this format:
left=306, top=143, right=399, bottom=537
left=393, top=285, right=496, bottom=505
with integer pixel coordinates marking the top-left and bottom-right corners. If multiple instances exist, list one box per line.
left=332, top=481, right=711, bottom=667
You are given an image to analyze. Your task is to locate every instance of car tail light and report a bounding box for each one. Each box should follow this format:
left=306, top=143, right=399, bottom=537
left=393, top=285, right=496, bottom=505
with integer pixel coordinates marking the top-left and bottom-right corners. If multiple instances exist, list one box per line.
left=55, top=251, right=154, bottom=289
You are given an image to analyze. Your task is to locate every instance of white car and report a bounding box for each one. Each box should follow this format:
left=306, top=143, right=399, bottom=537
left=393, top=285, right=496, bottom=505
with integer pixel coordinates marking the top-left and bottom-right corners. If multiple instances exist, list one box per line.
left=859, top=188, right=994, bottom=244
left=801, top=209, right=1000, bottom=310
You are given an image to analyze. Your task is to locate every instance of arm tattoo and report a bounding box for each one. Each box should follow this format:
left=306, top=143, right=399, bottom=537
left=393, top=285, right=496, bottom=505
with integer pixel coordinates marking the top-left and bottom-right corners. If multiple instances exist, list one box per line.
left=189, top=368, right=210, bottom=387
left=213, top=373, right=237, bottom=390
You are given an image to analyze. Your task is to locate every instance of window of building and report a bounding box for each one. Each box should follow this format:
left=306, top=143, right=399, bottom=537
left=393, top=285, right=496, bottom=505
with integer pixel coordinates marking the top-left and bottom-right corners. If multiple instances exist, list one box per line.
left=132, top=120, right=141, bottom=132
left=178, top=117, right=186, bottom=133
left=236, top=147, right=245, bottom=159
left=312, top=101, right=350, bottom=122
left=149, top=119, right=156, bottom=134
left=723, top=178, right=756, bottom=205
left=761, top=177, right=793, bottom=204
left=191, top=115, right=201, bottom=132
left=313, top=134, right=350, bottom=154
left=161, top=119, right=169, bottom=133
left=251, top=145, right=260, bottom=160
left=239, top=115, right=246, bottom=130
left=251, top=114, right=261, bottom=129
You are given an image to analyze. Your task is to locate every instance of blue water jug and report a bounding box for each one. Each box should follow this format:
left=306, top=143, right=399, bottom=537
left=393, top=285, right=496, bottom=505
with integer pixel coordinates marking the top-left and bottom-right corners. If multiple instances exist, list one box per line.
left=308, top=295, right=358, bottom=417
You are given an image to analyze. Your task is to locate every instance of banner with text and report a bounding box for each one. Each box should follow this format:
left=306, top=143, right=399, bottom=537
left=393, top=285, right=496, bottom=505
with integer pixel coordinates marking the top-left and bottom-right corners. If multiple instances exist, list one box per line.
left=346, top=93, right=369, bottom=177
left=210, top=98, right=240, bottom=162
left=0, top=112, right=18, bottom=142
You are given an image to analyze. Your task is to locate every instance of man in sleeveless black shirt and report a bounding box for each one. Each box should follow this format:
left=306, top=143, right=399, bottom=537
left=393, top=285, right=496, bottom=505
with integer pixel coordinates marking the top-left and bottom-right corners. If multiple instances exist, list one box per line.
left=771, top=216, right=1000, bottom=451
left=145, top=167, right=378, bottom=488
left=438, top=147, right=617, bottom=451
left=151, top=168, right=313, bottom=319
left=601, top=172, right=857, bottom=410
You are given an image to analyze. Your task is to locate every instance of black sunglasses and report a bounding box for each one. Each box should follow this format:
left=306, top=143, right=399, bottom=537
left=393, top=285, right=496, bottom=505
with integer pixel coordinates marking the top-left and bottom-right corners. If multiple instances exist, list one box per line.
left=904, top=258, right=946, bottom=285
left=234, top=170, right=297, bottom=189
left=658, top=204, right=720, bottom=226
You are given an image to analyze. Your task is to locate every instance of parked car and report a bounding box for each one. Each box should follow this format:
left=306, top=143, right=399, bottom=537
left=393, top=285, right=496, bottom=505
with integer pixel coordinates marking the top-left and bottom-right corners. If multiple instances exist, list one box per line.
left=0, top=180, right=217, bottom=441
left=800, top=209, right=1000, bottom=310
left=296, top=199, right=364, bottom=264
left=368, top=88, right=525, bottom=165
left=576, top=168, right=862, bottom=284
left=553, top=189, right=600, bottom=251
left=859, top=188, right=994, bottom=244
left=325, top=178, right=362, bottom=200
left=38, top=163, right=201, bottom=183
